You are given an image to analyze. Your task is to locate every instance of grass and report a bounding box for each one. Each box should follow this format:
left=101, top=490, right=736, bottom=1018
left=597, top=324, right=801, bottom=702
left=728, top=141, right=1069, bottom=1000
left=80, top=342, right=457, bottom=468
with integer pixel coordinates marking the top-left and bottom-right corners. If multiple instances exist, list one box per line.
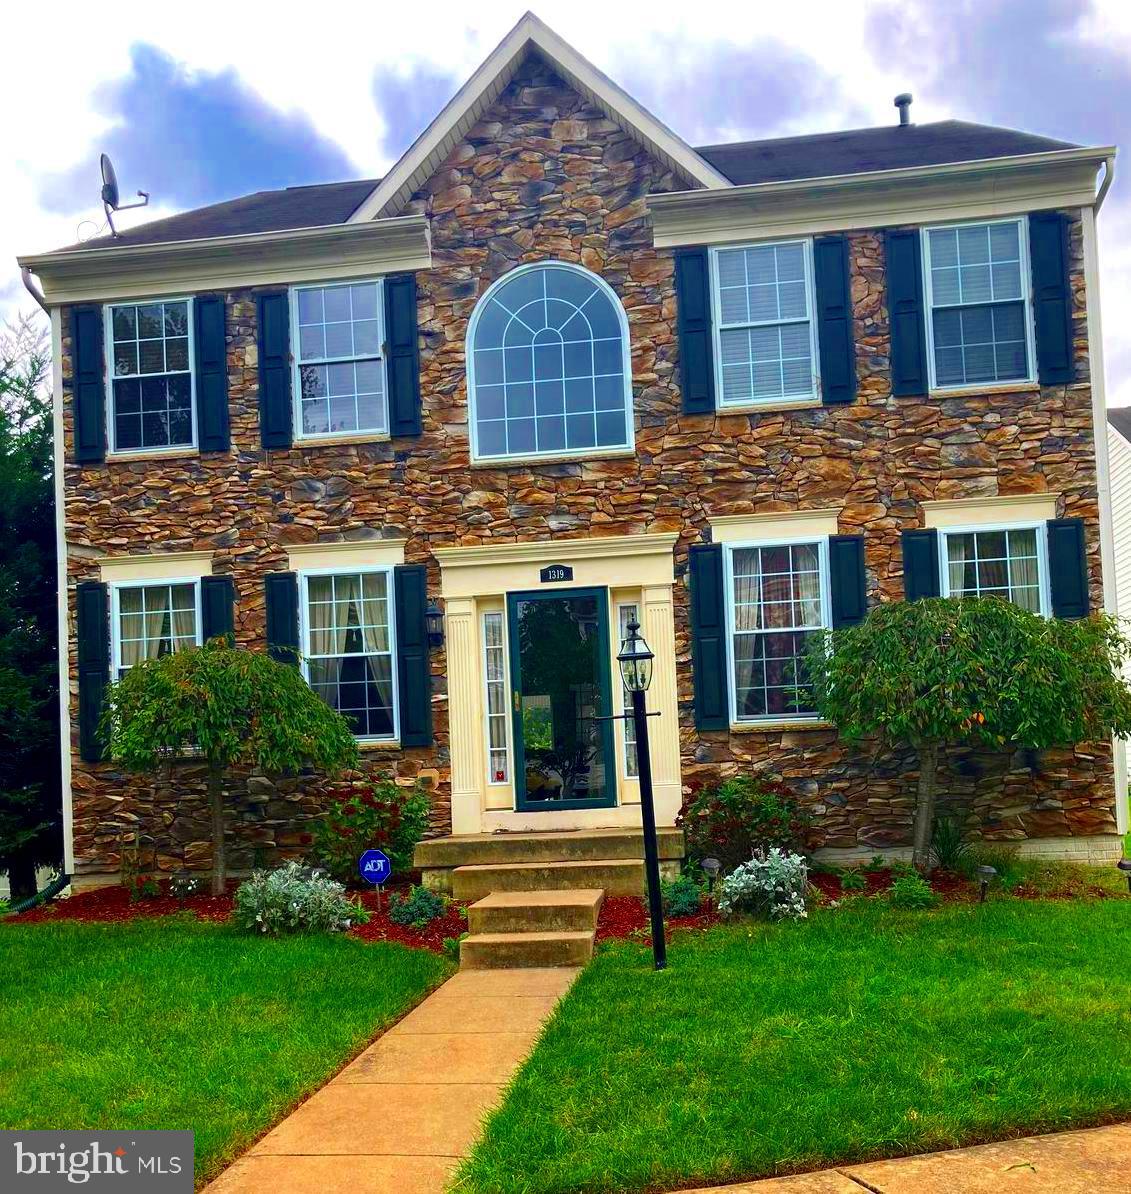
left=0, top=916, right=450, bottom=1185
left=459, top=899, right=1131, bottom=1193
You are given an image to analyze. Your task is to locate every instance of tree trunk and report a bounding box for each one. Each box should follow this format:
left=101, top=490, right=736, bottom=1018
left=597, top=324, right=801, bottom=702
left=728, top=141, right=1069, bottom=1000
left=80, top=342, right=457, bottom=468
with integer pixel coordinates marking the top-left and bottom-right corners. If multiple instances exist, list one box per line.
left=208, top=766, right=226, bottom=897
left=6, top=853, right=38, bottom=902
left=911, top=740, right=941, bottom=873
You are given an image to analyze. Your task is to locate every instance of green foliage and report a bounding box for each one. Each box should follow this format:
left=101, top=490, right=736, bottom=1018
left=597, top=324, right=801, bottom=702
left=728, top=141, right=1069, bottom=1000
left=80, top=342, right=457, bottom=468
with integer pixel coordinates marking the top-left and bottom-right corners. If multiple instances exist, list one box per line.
left=233, top=862, right=369, bottom=935
left=443, top=933, right=469, bottom=962
left=661, top=872, right=704, bottom=917
left=958, top=844, right=1024, bottom=889
left=864, top=855, right=888, bottom=872
left=840, top=868, right=866, bottom=892
left=678, top=774, right=811, bottom=873
left=888, top=872, right=937, bottom=910
left=389, top=884, right=446, bottom=928
left=808, top=598, right=1131, bottom=752
left=312, top=778, right=432, bottom=885
left=102, top=639, right=360, bottom=776
left=931, top=816, right=973, bottom=872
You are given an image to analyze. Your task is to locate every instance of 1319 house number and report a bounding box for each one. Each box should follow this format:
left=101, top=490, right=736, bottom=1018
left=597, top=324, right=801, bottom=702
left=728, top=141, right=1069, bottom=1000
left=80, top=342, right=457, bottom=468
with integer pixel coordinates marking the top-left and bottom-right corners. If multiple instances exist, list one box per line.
left=539, top=564, right=573, bottom=583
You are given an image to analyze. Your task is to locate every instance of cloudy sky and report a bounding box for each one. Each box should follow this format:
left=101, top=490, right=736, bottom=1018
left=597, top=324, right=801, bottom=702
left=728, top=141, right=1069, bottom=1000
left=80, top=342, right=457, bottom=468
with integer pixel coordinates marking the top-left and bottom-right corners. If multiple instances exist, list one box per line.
left=7, top=0, right=1131, bottom=401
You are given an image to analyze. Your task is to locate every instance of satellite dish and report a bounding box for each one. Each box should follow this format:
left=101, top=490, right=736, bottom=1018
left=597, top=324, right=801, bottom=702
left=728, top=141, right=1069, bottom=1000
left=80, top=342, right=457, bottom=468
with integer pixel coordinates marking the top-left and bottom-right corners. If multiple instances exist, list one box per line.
left=98, top=152, right=150, bottom=237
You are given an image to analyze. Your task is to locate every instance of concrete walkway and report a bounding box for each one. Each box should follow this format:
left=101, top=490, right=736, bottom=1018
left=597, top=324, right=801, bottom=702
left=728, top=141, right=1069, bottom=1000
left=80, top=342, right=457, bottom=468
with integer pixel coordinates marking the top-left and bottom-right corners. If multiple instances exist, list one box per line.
left=687, top=1122, right=1131, bottom=1193
left=205, top=966, right=578, bottom=1194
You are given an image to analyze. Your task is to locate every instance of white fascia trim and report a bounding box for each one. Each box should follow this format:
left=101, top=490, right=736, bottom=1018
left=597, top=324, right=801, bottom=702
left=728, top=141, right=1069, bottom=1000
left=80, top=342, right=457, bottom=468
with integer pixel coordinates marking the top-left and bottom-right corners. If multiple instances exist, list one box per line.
left=51, top=309, right=74, bottom=875
left=349, top=12, right=730, bottom=223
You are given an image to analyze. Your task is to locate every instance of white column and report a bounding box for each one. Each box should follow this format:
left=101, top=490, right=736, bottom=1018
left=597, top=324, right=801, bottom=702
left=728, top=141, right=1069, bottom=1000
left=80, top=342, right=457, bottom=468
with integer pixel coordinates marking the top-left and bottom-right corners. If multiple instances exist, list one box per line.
left=642, top=583, right=683, bottom=826
left=444, top=597, right=484, bottom=835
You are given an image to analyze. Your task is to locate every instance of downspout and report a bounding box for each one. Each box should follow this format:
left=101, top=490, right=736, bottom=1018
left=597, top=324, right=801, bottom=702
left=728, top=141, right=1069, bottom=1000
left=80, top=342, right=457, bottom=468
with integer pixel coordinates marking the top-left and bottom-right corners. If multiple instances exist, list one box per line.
left=20, top=266, right=50, bottom=315
left=7, top=872, right=71, bottom=915
left=1095, top=154, right=1116, bottom=214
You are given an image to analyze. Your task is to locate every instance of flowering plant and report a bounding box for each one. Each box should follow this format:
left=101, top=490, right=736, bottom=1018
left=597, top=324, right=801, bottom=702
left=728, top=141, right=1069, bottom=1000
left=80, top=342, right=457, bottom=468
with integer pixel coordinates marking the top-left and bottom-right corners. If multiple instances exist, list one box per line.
left=716, top=848, right=809, bottom=922
left=312, top=777, right=431, bottom=885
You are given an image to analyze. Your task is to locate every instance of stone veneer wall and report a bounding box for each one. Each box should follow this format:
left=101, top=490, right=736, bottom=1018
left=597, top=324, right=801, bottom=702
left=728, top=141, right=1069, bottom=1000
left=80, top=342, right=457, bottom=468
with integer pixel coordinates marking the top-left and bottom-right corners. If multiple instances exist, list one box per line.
left=60, top=53, right=1115, bottom=881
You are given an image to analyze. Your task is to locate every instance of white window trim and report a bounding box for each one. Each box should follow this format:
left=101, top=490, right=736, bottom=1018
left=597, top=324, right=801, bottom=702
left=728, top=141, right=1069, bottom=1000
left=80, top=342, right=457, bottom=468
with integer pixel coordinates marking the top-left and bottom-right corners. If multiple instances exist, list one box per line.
left=466, top=259, right=636, bottom=464
left=920, top=216, right=1038, bottom=395
left=615, top=600, right=640, bottom=780
left=109, top=576, right=204, bottom=678
left=296, top=565, right=400, bottom=743
left=103, top=295, right=198, bottom=456
left=480, top=609, right=513, bottom=788
left=708, top=238, right=822, bottom=409
left=723, top=536, right=831, bottom=726
left=289, top=278, right=389, bottom=444
left=937, top=520, right=1051, bottom=616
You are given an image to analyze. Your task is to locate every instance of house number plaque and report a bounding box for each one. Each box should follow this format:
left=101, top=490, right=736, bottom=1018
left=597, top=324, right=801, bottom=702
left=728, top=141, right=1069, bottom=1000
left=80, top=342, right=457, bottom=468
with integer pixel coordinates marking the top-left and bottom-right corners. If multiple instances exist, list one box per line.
left=539, top=564, right=573, bottom=583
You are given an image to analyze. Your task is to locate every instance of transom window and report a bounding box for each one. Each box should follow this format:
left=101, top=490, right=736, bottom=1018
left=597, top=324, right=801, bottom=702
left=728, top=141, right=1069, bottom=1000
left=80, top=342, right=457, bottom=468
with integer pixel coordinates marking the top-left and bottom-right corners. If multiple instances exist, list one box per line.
left=727, top=541, right=828, bottom=721
left=292, top=281, right=387, bottom=439
left=112, top=581, right=200, bottom=677
left=711, top=240, right=819, bottom=405
left=482, top=611, right=510, bottom=785
left=106, top=299, right=195, bottom=452
left=468, top=262, right=633, bottom=461
left=922, top=219, right=1034, bottom=390
left=301, top=570, right=397, bottom=740
left=940, top=525, right=1046, bottom=614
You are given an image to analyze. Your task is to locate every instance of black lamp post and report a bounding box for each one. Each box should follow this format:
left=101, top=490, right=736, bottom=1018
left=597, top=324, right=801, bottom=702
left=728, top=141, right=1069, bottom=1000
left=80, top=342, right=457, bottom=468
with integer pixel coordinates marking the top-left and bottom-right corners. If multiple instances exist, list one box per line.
left=617, top=618, right=666, bottom=971
left=1117, top=858, right=1131, bottom=894
left=977, top=864, right=997, bottom=903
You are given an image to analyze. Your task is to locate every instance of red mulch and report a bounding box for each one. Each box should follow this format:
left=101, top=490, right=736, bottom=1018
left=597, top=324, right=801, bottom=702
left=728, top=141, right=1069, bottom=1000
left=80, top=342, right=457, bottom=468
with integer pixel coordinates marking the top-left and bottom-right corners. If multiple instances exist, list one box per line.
left=809, top=866, right=975, bottom=903
left=13, top=883, right=235, bottom=924
left=349, top=889, right=469, bottom=952
left=596, top=895, right=720, bottom=943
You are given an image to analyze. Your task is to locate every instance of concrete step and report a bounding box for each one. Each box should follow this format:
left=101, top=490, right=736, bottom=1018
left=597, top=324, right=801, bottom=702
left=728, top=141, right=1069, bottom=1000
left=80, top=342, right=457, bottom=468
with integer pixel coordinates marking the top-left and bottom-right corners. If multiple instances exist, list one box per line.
left=452, top=858, right=644, bottom=901
left=416, top=827, right=684, bottom=870
left=468, top=888, right=604, bottom=934
left=460, top=930, right=595, bottom=969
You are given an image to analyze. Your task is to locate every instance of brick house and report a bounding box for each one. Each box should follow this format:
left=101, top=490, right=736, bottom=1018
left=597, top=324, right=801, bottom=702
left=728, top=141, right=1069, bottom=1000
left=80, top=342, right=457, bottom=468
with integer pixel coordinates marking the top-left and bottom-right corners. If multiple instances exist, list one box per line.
left=20, top=13, right=1126, bottom=893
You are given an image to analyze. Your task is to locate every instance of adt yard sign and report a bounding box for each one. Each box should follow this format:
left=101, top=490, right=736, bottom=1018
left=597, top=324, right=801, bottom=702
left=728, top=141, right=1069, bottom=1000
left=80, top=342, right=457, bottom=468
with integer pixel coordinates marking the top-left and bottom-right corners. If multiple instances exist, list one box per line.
left=358, top=849, right=391, bottom=886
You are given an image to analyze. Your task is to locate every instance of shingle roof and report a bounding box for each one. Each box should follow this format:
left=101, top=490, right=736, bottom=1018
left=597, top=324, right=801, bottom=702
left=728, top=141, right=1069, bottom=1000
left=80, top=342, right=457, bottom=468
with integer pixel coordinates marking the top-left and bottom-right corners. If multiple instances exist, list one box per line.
left=56, top=119, right=1081, bottom=255
left=1108, top=408, right=1131, bottom=443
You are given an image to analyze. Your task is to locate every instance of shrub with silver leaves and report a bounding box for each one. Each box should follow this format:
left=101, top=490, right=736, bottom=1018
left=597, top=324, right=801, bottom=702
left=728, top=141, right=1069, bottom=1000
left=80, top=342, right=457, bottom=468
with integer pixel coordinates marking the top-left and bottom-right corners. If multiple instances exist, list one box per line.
left=234, top=861, right=369, bottom=935
left=716, top=848, right=809, bottom=922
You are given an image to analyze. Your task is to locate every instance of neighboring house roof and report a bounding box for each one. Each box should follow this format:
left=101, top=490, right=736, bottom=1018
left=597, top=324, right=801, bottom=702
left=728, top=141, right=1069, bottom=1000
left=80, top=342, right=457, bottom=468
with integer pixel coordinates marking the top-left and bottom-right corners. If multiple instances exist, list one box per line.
left=1108, top=408, right=1131, bottom=443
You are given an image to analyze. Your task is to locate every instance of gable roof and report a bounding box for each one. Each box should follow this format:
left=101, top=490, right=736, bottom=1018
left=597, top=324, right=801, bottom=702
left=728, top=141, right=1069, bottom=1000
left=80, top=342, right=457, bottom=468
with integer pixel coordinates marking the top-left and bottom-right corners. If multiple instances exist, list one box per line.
left=1109, top=408, right=1131, bottom=444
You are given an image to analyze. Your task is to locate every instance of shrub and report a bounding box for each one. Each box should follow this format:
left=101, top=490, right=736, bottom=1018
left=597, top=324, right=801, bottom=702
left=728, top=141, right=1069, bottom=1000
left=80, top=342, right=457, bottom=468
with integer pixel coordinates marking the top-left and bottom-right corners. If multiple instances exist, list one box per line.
left=716, top=849, right=808, bottom=922
left=888, top=872, right=937, bottom=910
left=389, top=885, right=446, bottom=928
left=233, top=861, right=369, bottom=935
left=863, top=855, right=887, bottom=873
left=662, top=873, right=704, bottom=917
left=312, top=778, right=432, bottom=886
left=678, top=775, right=811, bottom=873
left=840, top=868, right=866, bottom=893
left=168, top=872, right=202, bottom=902
left=931, top=816, right=972, bottom=872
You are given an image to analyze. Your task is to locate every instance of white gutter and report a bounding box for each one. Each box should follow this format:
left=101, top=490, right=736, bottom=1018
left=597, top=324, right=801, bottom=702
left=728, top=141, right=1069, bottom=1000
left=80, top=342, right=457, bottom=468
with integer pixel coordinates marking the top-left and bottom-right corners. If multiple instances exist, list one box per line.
left=1095, top=153, right=1117, bottom=213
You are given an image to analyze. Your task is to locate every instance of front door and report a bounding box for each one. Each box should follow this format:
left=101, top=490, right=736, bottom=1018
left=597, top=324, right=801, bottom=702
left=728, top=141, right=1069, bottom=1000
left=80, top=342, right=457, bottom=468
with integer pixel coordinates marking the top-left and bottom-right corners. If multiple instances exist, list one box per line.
left=507, top=587, right=617, bottom=811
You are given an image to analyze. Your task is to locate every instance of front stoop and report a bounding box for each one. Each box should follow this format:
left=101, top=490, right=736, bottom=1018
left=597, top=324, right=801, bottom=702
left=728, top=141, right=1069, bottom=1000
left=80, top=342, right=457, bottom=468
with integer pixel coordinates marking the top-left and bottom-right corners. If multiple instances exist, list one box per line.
left=453, top=858, right=642, bottom=901
left=461, top=887, right=605, bottom=968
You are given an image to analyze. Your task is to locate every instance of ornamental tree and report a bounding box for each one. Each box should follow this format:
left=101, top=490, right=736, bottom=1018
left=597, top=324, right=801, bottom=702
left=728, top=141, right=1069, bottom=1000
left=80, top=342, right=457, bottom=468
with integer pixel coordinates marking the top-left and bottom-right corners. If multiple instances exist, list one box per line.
left=806, top=598, right=1131, bottom=871
left=101, top=639, right=359, bottom=894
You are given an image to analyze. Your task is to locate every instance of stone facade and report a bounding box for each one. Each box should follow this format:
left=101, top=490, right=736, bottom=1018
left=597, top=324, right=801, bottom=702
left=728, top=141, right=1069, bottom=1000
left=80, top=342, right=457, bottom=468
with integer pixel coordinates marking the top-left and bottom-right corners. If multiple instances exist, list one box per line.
left=60, top=55, right=1116, bottom=881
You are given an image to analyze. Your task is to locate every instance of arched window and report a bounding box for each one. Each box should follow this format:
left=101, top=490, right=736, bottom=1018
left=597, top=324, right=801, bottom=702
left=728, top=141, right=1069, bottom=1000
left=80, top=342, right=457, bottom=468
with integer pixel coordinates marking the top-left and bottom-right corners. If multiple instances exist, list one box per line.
left=467, top=262, right=634, bottom=461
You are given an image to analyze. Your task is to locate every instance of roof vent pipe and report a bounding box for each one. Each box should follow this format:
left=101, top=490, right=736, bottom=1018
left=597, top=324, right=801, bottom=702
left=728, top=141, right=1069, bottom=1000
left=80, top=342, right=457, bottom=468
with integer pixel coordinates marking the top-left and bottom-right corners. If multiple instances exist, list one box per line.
left=894, top=93, right=913, bottom=127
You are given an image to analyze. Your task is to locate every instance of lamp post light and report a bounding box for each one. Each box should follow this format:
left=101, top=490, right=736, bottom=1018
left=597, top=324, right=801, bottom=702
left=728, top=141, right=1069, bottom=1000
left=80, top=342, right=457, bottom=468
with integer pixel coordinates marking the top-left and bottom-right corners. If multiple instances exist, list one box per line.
left=700, top=856, right=721, bottom=894
left=977, top=864, right=998, bottom=904
left=617, top=618, right=666, bottom=971
left=1117, top=858, right=1131, bottom=894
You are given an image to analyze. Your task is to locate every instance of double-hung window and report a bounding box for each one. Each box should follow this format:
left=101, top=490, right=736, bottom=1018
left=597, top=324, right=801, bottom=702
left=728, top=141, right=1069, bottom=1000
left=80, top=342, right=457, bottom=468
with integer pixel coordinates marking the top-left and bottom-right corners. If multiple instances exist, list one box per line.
left=111, top=581, right=201, bottom=678
left=300, top=569, right=397, bottom=740
left=106, top=298, right=195, bottom=452
left=711, top=240, right=819, bottom=406
left=726, top=540, right=829, bottom=722
left=939, top=523, right=1048, bottom=614
left=922, top=218, right=1035, bottom=390
left=292, top=280, right=387, bottom=439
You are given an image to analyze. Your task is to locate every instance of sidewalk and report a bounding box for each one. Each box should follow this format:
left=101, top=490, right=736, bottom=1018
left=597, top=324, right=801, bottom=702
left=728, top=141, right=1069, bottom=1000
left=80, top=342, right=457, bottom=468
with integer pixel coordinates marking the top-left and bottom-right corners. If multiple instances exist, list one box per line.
left=205, top=966, right=577, bottom=1194
left=687, top=1122, right=1131, bottom=1193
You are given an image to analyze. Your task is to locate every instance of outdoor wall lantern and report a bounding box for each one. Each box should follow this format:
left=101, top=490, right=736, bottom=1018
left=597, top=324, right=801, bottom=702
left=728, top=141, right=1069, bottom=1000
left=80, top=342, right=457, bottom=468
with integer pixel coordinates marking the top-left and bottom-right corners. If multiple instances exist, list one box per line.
left=616, top=619, right=666, bottom=970
left=1117, top=858, right=1131, bottom=894
left=425, top=602, right=445, bottom=649
left=977, top=864, right=998, bottom=903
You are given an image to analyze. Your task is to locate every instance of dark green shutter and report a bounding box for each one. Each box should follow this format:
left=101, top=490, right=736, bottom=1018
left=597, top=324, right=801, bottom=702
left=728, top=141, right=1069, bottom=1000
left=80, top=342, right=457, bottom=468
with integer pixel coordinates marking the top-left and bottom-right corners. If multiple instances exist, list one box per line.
left=265, top=572, right=299, bottom=664
left=257, top=291, right=292, bottom=450
left=76, top=580, right=109, bottom=762
left=1029, top=212, right=1075, bottom=386
left=385, top=274, right=422, bottom=437
left=675, top=247, right=716, bottom=414
left=394, top=564, right=432, bottom=747
left=1047, top=518, right=1090, bottom=618
left=901, top=528, right=940, bottom=601
left=201, top=575, right=235, bottom=643
left=194, top=294, right=230, bottom=453
left=813, top=235, right=856, bottom=406
left=689, top=543, right=729, bottom=730
left=885, top=229, right=928, bottom=397
left=72, top=305, right=106, bottom=464
left=829, top=535, right=867, bottom=627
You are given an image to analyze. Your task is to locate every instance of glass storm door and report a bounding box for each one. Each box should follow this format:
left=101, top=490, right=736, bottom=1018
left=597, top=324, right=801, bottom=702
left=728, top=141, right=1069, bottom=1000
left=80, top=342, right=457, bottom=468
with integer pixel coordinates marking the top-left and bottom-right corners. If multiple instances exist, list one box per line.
left=506, top=588, right=617, bottom=811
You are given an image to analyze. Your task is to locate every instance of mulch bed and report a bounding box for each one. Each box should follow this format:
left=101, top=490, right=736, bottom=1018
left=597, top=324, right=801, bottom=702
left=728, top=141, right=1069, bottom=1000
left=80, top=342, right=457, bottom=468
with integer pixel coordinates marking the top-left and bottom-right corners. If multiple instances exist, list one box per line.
left=596, top=895, right=720, bottom=943
left=808, top=866, right=975, bottom=903
left=350, top=888, right=469, bottom=952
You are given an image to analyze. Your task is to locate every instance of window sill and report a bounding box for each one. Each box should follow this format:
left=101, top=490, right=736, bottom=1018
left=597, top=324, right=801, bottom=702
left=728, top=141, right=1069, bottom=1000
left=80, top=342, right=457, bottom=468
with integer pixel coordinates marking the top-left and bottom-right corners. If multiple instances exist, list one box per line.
left=108, top=446, right=200, bottom=463
left=470, top=447, right=636, bottom=469
left=357, top=738, right=400, bottom=752
left=928, top=381, right=1040, bottom=399
left=729, top=719, right=834, bottom=734
left=715, top=398, right=823, bottom=416
left=296, top=433, right=391, bottom=448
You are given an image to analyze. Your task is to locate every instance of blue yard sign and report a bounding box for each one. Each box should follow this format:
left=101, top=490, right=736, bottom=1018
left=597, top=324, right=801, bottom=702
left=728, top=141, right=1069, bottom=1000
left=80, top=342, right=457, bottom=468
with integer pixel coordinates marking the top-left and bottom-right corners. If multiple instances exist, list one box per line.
left=358, top=848, right=392, bottom=886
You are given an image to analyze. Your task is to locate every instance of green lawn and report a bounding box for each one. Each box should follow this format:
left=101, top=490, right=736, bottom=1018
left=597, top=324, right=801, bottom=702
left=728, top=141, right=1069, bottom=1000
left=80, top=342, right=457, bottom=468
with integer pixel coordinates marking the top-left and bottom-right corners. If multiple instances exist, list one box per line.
left=0, top=917, right=450, bottom=1185
left=460, top=899, right=1131, bottom=1193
